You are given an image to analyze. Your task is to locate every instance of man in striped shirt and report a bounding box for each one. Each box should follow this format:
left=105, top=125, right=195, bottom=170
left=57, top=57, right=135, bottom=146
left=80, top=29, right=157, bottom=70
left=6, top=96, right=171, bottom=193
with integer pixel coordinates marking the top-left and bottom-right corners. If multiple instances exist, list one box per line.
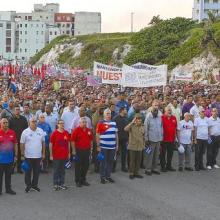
left=96, top=109, right=118, bottom=184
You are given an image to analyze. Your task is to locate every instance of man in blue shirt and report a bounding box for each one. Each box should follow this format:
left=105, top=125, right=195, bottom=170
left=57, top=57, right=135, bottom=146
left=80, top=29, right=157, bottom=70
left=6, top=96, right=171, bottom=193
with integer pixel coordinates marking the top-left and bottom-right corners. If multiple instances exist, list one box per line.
left=115, top=92, right=129, bottom=115
left=37, top=114, right=52, bottom=172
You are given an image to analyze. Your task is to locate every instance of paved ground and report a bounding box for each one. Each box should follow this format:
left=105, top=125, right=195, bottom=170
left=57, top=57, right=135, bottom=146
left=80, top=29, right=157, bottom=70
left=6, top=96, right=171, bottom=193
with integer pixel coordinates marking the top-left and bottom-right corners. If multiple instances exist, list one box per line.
left=1, top=153, right=220, bottom=220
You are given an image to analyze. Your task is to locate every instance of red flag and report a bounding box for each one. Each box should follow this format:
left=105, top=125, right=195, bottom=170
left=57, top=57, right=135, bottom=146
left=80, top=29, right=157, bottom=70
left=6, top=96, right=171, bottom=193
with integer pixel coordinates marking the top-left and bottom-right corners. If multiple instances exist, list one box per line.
left=96, top=122, right=111, bottom=134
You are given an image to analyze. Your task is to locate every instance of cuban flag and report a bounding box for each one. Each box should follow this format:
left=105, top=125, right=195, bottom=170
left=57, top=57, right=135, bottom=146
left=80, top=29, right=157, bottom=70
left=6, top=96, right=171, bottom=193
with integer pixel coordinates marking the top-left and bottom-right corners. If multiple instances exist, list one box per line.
left=96, top=121, right=111, bottom=134
left=9, top=74, right=17, bottom=94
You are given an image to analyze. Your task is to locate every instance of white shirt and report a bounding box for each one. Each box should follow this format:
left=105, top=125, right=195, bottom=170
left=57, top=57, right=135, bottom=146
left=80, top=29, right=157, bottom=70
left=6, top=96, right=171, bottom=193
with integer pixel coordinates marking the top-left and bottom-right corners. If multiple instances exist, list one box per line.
left=178, top=120, right=194, bottom=144
left=61, top=110, right=79, bottom=134
left=190, top=105, right=203, bottom=119
left=71, top=116, right=92, bottom=131
left=43, top=112, right=58, bottom=132
left=208, top=116, right=220, bottom=136
left=168, top=103, right=182, bottom=123
left=20, top=127, right=45, bottom=158
left=194, top=117, right=209, bottom=140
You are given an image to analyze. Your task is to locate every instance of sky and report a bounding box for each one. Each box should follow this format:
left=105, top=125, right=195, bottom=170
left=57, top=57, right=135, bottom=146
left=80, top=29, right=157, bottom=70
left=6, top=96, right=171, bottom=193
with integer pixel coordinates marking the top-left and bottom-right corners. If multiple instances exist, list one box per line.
left=0, top=0, right=194, bottom=33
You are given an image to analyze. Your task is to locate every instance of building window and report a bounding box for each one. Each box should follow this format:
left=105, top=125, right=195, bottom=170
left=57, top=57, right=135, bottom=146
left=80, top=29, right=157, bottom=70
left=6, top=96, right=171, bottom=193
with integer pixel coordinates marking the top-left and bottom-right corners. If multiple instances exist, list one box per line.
left=6, top=38, right=11, bottom=46
left=25, top=16, right=27, bottom=20
left=36, top=31, right=39, bottom=35
left=25, top=24, right=27, bottom=28
left=20, top=48, right=22, bottom=52
left=6, top=23, right=11, bottom=29
left=28, top=16, right=32, bottom=20
left=0, top=23, right=3, bottom=27
left=20, top=24, right=22, bottom=28
left=57, top=23, right=61, bottom=27
left=62, top=24, right=65, bottom=27
left=204, top=0, right=209, bottom=3
left=50, top=31, right=52, bottom=35
left=41, top=31, right=44, bottom=35
left=6, top=30, right=11, bottom=37
left=25, top=49, right=27, bottom=53
left=66, top=30, right=70, bottom=35
left=25, top=31, right=27, bottom=35
left=6, top=46, right=11, bottom=53
left=36, top=49, right=39, bottom=53
left=25, top=39, right=27, bottom=43
left=36, top=24, right=39, bottom=27
left=55, top=31, right=57, bottom=35
left=46, top=17, right=48, bottom=19
left=20, top=31, right=22, bottom=35
left=66, top=24, right=70, bottom=28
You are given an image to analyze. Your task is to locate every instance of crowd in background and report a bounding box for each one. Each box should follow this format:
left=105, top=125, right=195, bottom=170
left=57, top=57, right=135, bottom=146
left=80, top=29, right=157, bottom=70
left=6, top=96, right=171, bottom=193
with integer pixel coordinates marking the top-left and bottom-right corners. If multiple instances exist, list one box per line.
left=0, top=71, right=220, bottom=195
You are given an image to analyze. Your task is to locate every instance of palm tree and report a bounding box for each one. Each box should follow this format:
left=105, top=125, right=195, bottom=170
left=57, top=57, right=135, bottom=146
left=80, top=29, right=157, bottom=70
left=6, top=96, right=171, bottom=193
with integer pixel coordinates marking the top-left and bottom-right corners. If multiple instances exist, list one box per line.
left=149, top=15, right=163, bottom=26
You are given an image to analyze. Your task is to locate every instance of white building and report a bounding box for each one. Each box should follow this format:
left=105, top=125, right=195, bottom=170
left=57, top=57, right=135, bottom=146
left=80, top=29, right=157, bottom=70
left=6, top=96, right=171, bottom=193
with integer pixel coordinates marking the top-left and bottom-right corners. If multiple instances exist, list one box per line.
left=74, top=12, right=101, bottom=36
left=0, top=20, right=16, bottom=60
left=16, top=21, right=47, bottom=61
left=193, top=0, right=220, bottom=22
left=48, top=26, right=61, bottom=42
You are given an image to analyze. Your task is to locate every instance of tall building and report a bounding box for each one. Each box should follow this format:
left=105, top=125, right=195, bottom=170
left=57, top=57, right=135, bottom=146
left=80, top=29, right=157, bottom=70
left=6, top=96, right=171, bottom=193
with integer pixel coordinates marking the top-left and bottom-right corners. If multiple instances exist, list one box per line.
left=0, top=4, right=101, bottom=62
left=74, top=12, right=101, bottom=36
left=193, top=0, right=220, bottom=22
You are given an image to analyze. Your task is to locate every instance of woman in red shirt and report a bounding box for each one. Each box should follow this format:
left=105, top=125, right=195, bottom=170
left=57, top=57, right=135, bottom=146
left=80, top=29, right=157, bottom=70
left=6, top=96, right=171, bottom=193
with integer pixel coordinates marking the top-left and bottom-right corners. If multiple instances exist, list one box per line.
left=50, top=119, right=70, bottom=191
left=71, top=117, right=93, bottom=187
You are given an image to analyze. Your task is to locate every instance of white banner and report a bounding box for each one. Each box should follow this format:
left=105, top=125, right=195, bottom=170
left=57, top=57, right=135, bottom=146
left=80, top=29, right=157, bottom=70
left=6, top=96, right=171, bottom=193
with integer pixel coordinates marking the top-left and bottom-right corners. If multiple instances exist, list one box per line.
left=121, top=63, right=167, bottom=88
left=173, top=71, right=192, bottom=81
left=93, top=62, right=122, bottom=84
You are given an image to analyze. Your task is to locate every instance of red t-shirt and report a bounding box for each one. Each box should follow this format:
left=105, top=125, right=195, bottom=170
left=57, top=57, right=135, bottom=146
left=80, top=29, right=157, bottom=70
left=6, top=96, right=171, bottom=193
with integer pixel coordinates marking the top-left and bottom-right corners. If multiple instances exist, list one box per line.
left=50, top=130, right=70, bottom=160
left=162, top=115, right=177, bottom=143
left=71, top=127, right=93, bottom=150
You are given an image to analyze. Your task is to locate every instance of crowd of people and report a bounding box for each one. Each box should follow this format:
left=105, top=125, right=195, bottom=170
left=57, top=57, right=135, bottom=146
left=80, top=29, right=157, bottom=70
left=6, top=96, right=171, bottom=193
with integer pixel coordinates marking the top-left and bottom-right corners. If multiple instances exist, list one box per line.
left=0, top=71, right=220, bottom=196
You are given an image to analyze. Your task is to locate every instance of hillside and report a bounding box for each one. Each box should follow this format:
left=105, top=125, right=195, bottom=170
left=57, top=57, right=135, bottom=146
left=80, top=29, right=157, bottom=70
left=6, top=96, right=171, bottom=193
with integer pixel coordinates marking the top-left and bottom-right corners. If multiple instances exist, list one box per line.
left=30, top=17, right=220, bottom=80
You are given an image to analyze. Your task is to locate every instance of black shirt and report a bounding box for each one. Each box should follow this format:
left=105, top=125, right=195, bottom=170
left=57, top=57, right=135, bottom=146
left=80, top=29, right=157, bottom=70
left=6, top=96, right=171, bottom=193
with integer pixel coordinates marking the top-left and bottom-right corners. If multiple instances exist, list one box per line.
left=9, top=115, right=28, bottom=141
left=113, top=114, right=129, bottom=141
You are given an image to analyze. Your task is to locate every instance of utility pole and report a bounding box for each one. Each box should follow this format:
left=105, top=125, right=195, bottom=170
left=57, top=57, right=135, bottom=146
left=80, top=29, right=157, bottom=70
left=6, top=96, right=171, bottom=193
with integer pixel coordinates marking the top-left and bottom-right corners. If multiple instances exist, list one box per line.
left=131, top=12, right=134, bottom=32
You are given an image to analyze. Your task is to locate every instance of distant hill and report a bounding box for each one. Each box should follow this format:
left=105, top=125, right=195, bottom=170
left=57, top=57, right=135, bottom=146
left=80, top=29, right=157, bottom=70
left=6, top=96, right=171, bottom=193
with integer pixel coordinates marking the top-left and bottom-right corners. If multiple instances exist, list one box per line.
left=30, top=17, right=220, bottom=82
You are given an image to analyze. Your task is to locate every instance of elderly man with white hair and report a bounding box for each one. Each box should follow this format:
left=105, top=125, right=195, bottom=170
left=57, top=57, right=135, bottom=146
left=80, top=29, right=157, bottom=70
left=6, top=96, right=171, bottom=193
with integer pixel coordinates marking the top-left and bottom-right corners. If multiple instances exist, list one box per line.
left=177, top=112, right=194, bottom=172
left=96, top=109, right=118, bottom=184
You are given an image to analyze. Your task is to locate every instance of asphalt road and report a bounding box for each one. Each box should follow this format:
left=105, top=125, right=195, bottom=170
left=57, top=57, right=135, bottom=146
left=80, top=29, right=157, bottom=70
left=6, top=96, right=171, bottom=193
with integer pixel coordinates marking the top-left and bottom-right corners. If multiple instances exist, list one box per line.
left=1, top=152, right=220, bottom=220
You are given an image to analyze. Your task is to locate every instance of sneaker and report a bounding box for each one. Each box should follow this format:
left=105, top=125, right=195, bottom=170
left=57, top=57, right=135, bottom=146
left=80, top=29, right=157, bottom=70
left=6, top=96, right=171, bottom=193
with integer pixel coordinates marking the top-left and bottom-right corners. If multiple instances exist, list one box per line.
left=214, top=164, right=220, bottom=169
left=134, top=174, right=143, bottom=178
left=100, top=178, right=106, bottom=184
left=59, top=185, right=68, bottom=190
left=76, top=182, right=82, bottom=187
left=53, top=185, right=59, bottom=191
left=6, top=189, right=16, bottom=195
left=152, top=170, right=160, bottom=175
left=25, top=186, right=31, bottom=193
left=81, top=181, right=90, bottom=186
left=31, top=186, right=40, bottom=192
left=145, top=170, right=152, bottom=176
left=129, top=175, right=135, bottom=179
left=106, top=177, right=115, bottom=183
left=178, top=167, right=183, bottom=172
left=207, top=166, right=212, bottom=170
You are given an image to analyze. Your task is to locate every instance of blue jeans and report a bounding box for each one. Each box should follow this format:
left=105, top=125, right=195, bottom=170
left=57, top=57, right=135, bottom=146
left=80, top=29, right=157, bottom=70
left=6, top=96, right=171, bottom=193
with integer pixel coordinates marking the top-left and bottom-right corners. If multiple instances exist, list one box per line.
left=53, top=160, right=65, bottom=186
left=100, top=148, right=115, bottom=178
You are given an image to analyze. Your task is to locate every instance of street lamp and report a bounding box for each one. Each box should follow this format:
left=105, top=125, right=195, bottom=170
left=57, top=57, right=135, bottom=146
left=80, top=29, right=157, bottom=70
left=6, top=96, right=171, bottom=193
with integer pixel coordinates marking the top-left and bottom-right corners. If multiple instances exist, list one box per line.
left=131, top=12, right=134, bottom=32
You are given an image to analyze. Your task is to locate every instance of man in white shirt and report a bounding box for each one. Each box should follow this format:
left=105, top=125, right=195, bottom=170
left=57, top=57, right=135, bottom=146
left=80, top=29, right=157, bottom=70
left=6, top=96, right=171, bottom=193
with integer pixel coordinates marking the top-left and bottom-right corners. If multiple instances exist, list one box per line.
left=71, top=107, right=92, bottom=131
left=61, top=100, right=79, bottom=134
left=190, top=97, right=203, bottom=120
left=177, top=113, right=194, bottom=172
left=207, top=108, right=220, bottom=170
left=194, top=109, right=208, bottom=171
left=20, top=117, right=45, bottom=193
left=43, top=104, right=58, bottom=132
left=168, top=99, right=182, bottom=123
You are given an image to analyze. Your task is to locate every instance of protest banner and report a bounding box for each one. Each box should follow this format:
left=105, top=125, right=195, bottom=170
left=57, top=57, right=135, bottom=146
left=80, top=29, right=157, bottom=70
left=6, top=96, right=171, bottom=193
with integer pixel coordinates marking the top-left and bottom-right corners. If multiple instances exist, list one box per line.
left=121, top=64, right=167, bottom=88
left=93, top=62, right=122, bottom=84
